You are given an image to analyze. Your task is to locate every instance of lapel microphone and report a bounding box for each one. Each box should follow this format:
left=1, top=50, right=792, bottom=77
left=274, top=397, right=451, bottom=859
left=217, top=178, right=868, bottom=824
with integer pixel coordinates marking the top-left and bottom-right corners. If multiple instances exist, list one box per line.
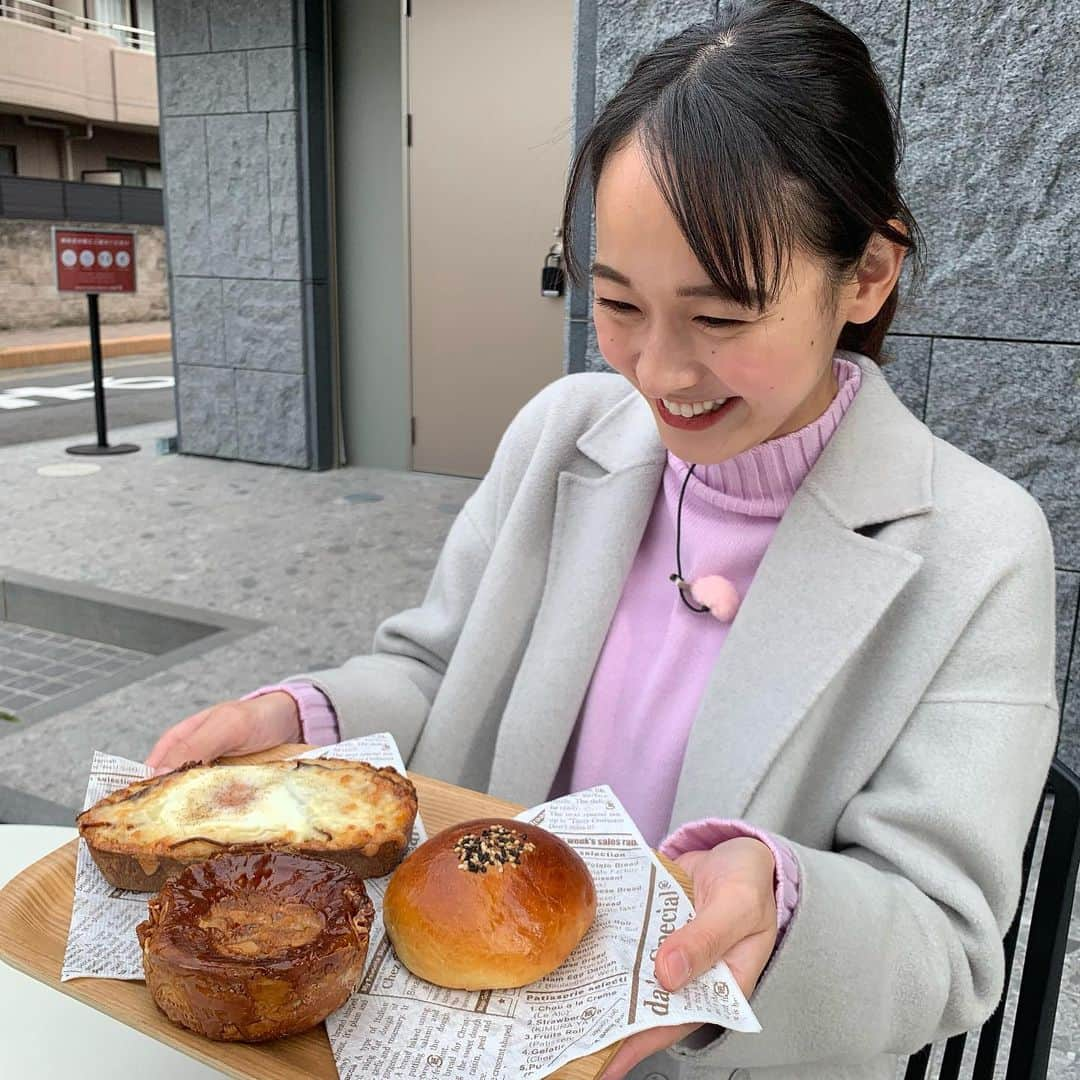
left=669, top=463, right=743, bottom=622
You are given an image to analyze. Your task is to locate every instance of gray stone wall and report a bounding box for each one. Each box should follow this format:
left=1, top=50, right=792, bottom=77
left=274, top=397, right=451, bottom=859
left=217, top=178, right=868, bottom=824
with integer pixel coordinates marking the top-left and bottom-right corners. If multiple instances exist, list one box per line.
left=569, top=0, right=1080, bottom=770
left=154, top=0, right=329, bottom=469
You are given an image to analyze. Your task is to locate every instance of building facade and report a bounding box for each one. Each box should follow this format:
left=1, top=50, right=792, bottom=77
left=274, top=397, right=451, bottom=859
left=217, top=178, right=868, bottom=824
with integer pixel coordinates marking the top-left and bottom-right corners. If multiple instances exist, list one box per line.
left=0, top=0, right=167, bottom=329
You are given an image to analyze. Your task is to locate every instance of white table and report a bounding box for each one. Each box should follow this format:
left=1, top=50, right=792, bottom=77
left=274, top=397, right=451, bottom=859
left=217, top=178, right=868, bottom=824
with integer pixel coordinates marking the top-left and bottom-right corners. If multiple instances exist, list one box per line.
left=0, top=825, right=222, bottom=1077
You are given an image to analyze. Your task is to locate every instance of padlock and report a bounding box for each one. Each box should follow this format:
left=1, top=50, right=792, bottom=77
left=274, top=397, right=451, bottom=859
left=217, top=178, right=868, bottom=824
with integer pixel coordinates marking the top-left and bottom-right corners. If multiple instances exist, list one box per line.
left=541, top=252, right=565, bottom=297
left=541, top=229, right=565, bottom=297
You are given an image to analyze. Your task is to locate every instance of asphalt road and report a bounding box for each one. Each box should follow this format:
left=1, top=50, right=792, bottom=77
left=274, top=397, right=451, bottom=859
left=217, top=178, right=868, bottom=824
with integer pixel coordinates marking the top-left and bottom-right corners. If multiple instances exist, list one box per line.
left=0, top=355, right=176, bottom=448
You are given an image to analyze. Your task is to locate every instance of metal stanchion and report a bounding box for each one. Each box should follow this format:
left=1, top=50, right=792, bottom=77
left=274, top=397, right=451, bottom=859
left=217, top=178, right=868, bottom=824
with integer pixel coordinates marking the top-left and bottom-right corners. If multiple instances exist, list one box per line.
left=66, top=293, right=139, bottom=456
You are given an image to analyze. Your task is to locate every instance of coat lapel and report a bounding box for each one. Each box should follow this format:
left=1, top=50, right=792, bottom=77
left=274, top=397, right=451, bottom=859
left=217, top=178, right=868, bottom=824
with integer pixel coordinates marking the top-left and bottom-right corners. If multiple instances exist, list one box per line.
left=671, top=358, right=934, bottom=825
left=487, top=391, right=665, bottom=806
left=668, top=491, right=924, bottom=825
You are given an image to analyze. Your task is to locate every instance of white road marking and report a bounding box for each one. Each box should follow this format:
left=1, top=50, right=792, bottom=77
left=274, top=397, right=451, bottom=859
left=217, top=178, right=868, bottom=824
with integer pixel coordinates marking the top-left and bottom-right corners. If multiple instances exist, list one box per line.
left=0, top=374, right=175, bottom=409
left=104, top=376, right=176, bottom=390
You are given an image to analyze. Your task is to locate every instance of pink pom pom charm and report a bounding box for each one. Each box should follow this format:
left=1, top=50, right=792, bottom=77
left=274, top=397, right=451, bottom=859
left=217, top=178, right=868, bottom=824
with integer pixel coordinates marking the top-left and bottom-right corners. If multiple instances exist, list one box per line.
left=669, top=572, right=742, bottom=621
left=689, top=574, right=742, bottom=621
left=669, top=465, right=742, bottom=621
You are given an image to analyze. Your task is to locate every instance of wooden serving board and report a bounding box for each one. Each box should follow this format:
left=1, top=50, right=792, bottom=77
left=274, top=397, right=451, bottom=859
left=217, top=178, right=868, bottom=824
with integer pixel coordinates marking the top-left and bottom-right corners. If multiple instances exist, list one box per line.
left=0, top=743, right=691, bottom=1080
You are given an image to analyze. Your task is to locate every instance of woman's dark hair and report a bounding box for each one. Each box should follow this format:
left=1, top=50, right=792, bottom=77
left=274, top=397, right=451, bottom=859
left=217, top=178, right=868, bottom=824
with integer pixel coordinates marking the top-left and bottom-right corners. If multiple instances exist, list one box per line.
left=560, top=0, right=923, bottom=364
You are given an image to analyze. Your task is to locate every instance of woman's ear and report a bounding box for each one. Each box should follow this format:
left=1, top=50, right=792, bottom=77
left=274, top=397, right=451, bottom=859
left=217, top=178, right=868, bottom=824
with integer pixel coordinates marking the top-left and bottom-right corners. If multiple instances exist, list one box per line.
left=843, top=219, right=908, bottom=325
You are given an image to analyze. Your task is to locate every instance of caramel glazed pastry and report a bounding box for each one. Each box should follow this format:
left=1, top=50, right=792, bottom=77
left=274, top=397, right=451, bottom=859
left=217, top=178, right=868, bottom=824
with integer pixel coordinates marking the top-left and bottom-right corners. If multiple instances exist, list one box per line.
left=137, top=849, right=375, bottom=1041
left=76, top=758, right=418, bottom=891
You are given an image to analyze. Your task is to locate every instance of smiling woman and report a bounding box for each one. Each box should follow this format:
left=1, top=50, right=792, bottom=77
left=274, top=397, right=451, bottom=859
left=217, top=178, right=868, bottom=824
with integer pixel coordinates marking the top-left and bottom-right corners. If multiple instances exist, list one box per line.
left=586, top=208, right=887, bottom=458
left=147, top=5, right=1057, bottom=1079
left=559, top=4, right=920, bottom=466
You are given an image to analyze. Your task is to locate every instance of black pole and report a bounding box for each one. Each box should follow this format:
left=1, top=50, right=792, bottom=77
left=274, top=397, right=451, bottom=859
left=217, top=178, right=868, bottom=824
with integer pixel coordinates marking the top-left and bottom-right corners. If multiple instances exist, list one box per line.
left=88, top=293, right=108, bottom=447
left=67, top=292, right=139, bottom=456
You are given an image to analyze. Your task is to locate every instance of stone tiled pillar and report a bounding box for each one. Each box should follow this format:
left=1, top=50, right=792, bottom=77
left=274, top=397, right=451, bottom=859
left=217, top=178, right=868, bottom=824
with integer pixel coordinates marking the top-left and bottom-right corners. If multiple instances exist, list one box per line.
left=155, top=0, right=333, bottom=469
left=572, top=0, right=1080, bottom=767
left=882, top=0, right=1080, bottom=766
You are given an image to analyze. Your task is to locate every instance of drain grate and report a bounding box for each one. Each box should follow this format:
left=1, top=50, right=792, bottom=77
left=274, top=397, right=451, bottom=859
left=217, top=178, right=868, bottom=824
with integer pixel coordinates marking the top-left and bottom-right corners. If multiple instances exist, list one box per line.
left=0, top=623, right=150, bottom=717
left=0, top=568, right=266, bottom=823
left=0, top=566, right=264, bottom=730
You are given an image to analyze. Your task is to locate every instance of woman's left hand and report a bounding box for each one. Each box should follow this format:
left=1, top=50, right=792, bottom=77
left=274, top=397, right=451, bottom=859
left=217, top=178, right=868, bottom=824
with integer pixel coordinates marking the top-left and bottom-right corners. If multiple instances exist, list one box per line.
left=601, top=836, right=779, bottom=1079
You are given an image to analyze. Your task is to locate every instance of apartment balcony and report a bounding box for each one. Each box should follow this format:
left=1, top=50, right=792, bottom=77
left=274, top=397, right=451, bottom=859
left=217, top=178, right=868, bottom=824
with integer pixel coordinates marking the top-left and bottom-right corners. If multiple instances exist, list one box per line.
left=0, top=0, right=157, bottom=129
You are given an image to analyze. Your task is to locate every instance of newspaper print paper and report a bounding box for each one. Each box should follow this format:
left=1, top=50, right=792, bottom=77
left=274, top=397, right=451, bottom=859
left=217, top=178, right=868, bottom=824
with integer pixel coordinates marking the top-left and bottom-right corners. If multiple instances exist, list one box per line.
left=63, top=736, right=760, bottom=1078
left=61, top=750, right=155, bottom=980
left=325, top=783, right=759, bottom=1080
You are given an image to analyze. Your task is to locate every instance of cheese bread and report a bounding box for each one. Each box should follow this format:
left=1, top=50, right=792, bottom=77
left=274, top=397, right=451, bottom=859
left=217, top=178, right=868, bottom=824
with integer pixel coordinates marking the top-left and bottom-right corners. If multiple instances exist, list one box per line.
left=76, top=758, right=418, bottom=891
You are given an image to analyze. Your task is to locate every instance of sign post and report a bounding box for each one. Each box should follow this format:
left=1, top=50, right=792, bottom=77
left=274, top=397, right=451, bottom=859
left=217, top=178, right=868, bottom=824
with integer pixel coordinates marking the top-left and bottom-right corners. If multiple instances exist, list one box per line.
left=52, top=227, right=140, bottom=456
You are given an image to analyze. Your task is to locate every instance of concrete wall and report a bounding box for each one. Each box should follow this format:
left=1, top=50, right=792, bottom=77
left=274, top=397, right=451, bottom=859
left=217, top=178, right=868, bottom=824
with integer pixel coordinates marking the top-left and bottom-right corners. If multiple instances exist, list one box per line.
left=74, top=127, right=161, bottom=180
left=568, top=0, right=1080, bottom=769
left=0, top=116, right=64, bottom=178
left=329, top=0, right=410, bottom=471
left=155, top=0, right=334, bottom=469
left=0, top=116, right=160, bottom=182
left=0, top=218, right=168, bottom=330
left=0, top=18, right=158, bottom=128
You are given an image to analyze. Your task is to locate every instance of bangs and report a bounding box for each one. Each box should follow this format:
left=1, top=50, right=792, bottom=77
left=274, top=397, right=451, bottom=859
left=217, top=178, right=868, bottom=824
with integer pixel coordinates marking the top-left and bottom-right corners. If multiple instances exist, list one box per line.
left=560, top=9, right=919, bottom=364
left=633, top=79, right=797, bottom=313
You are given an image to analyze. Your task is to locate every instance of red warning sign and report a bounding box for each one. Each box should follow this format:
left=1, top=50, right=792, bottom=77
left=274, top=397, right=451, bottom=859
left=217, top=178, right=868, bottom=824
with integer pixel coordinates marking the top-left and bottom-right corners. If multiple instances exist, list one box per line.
left=53, top=228, right=137, bottom=293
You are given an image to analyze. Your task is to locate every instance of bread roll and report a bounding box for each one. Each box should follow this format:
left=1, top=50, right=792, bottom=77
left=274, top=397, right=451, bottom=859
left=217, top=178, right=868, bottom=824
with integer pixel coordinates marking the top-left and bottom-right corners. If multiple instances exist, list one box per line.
left=136, top=849, right=374, bottom=1042
left=382, top=817, right=596, bottom=989
left=77, top=758, right=418, bottom=891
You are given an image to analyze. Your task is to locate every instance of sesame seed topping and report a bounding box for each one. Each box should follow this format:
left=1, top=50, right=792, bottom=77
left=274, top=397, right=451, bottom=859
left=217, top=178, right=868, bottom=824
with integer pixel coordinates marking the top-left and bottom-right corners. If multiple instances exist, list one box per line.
left=453, top=824, right=536, bottom=873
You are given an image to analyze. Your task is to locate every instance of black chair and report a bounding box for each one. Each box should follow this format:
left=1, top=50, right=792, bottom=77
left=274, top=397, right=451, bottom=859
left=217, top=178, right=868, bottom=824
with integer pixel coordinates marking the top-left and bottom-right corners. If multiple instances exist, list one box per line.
left=904, top=758, right=1080, bottom=1080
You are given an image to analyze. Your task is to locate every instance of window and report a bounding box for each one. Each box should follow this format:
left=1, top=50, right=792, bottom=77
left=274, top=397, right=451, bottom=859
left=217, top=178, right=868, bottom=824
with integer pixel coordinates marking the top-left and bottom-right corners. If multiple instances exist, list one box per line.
left=82, top=170, right=123, bottom=185
left=105, top=157, right=162, bottom=188
left=92, top=1, right=131, bottom=38
left=0, top=146, right=15, bottom=176
left=134, top=0, right=153, bottom=34
left=90, top=0, right=153, bottom=48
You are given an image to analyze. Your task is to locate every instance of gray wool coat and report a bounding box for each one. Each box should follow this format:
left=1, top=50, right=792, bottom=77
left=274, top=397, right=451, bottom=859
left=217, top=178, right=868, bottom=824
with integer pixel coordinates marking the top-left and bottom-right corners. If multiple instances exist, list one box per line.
left=289, top=351, right=1058, bottom=1079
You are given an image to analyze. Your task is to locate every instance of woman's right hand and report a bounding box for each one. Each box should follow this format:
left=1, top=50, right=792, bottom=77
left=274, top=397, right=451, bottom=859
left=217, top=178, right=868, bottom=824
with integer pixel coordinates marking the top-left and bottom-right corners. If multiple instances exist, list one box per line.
left=144, top=691, right=301, bottom=775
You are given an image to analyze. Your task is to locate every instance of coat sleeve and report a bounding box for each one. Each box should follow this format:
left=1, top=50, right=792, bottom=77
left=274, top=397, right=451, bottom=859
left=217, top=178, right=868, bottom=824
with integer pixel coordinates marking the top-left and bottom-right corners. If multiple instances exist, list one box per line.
left=673, top=494, right=1060, bottom=1069
left=280, top=378, right=566, bottom=760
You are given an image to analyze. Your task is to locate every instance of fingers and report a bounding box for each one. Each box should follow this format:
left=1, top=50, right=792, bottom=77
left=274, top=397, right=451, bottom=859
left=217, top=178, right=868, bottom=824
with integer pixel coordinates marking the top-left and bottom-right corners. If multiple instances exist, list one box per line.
left=656, top=837, right=778, bottom=994
left=656, top=881, right=760, bottom=991
left=600, top=1023, right=700, bottom=1079
left=145, top=694, right=299, bottom=774
left=674, top=848, right=709, bottom=874
left=144, top=707, right=213, bottom=771
left=718, top=930, right=779, bottom=1001
left=145, top=703, right=251, bottom=772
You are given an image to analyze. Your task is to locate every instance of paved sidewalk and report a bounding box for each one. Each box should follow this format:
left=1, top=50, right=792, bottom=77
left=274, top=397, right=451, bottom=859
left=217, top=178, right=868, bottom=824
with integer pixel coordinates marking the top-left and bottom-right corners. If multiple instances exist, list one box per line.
left=0, top=418, right=476, bottom=811
left=0, top=419, right=1076, bottom=1076
left=0, top=320, right=171, bottom=370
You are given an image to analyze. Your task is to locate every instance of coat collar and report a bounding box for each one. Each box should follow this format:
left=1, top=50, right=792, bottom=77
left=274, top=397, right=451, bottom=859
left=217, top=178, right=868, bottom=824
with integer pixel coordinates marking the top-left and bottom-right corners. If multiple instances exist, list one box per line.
left=575, top=351, right=934, bottom=530
left=488, top=353, right=935, bottom=814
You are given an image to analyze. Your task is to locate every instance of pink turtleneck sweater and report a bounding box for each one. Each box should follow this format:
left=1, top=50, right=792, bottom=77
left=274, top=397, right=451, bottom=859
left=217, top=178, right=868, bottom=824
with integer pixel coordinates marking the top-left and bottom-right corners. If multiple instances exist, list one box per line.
left=245, top=355, right=863, bottom=937
left=548, top=357, right=861, bottom=839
